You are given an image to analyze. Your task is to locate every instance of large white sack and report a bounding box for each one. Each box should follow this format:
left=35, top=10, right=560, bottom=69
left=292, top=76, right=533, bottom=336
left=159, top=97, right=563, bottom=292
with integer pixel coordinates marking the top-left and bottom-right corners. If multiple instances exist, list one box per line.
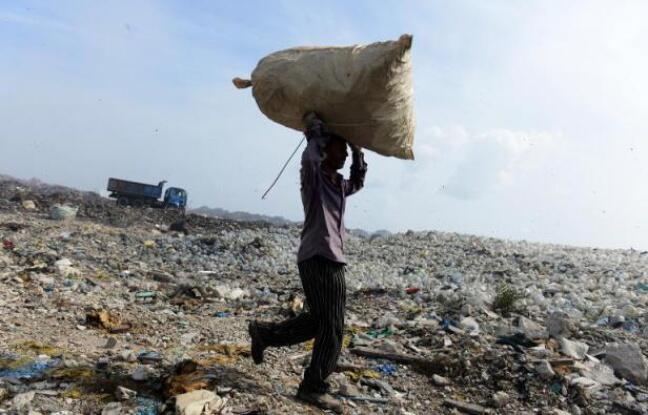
left=234, top=34, right=415, bottom=160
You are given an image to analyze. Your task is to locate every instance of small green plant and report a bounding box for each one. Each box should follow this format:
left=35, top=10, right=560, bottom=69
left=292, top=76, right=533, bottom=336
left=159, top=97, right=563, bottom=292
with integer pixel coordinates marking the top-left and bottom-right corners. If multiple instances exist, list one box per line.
left=492, top=283, right=525, bottom=316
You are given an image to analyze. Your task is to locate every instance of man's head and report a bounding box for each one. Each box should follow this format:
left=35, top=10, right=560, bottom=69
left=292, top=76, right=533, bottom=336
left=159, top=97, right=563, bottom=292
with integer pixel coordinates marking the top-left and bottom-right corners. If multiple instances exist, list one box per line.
left=322, top=134, right=348, bottom=171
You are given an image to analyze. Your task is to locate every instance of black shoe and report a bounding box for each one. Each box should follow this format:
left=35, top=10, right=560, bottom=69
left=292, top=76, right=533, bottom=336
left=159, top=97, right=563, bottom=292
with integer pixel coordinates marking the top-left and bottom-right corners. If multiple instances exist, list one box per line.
left=296, top=385, right=344, bottom=414
left=248, top=320, right=266, bottom=364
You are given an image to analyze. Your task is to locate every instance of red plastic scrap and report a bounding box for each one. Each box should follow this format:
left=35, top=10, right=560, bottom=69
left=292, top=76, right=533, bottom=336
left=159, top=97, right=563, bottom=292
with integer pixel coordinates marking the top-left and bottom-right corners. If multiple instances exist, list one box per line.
left=406, top=287, right=420, bottom=294
left=2, top=240, right=15, bottom=250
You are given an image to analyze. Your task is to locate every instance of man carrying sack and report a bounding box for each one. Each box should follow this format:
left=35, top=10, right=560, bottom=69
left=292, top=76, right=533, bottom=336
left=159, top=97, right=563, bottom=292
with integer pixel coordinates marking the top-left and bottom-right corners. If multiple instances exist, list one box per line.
left=236, top=35, right=414, bottom=412
left=248, top=112, right=367, bottom=413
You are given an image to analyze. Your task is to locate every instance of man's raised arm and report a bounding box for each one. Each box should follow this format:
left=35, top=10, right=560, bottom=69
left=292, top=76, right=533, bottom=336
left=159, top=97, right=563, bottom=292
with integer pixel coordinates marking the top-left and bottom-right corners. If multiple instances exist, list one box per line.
left=345, top=143, right=367, bottom=196
left=301, top=113, right=329, bottom=187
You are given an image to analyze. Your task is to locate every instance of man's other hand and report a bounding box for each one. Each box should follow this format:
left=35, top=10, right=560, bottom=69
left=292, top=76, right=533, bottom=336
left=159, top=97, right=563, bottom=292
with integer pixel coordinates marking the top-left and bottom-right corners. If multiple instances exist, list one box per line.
left=349, top=143, right=362, bottom=153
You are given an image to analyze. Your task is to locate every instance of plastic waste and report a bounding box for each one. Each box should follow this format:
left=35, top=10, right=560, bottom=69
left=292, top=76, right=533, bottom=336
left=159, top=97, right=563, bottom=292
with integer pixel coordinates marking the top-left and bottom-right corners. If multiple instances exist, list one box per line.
left=136, top=291, right=157, bottom=300
left=135, top=397, right=161, bottom=415
left=0, top=356, right=61, bottom=379
left=138, top=351, right=163, bottom=363
left=50, top=204, right=78, bottom=220
left=366, top=327, right=395, bottom=339
left=175, top=390, right=225, bottom=415
left=496, top=333, right=541, bottom=352
left=374, top=363, right=396, bottom=376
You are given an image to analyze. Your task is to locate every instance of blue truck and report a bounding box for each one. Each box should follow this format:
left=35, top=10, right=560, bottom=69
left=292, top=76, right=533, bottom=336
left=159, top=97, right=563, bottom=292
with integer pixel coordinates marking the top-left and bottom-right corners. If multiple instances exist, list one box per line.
left=107, top=178, right=187, bottom=210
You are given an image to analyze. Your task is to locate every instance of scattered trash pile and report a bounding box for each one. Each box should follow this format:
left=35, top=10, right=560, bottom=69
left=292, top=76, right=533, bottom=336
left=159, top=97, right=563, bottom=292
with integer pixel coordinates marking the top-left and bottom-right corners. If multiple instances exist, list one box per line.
left=0, top=175, right=646, bottom=414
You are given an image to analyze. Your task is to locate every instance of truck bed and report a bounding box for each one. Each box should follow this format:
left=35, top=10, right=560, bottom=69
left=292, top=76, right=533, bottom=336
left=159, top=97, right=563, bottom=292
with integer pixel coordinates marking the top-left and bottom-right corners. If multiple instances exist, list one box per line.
left=107, top=178, right=162, bottom=199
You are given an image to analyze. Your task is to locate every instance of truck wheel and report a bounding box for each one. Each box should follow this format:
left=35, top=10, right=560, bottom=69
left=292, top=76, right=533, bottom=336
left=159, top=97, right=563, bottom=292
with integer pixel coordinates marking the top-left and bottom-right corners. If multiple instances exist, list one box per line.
left=117, top=197, right=128, bottom=206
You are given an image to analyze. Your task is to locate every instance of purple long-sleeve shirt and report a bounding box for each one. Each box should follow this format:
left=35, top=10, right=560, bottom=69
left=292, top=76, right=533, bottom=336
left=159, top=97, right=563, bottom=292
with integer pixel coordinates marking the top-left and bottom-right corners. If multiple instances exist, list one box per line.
left=297, top=129, right=367, bottom=264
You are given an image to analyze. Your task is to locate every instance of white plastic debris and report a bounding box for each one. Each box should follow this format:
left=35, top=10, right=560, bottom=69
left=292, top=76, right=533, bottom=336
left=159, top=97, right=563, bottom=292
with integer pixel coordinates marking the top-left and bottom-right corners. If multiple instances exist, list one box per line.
left=175, top=390, right=225, bottom=415
left=11, top=391, right=35, bottom=412
left=432, top=374, right=451, bottom=386
left=547, top=311, right=572, bottom=338
left=22, top=200, right=36, bottom=209
left=101, top=402, right=122, bottom=415
left=115, top=386, right=137, bottom=400
left=459, top=317, right=480, bottom=335
left=604, top=342, right=648, bottom=385
left=54, top=258, right=81, bottom=277
left=580, top=360, right=621, bottom=386
left=492, top=391, right=509, bottom=408
left=535, top=360, right=556, bottom=379
left=50, top=204, right=78, bottom=220
left=132, top=365, right=154, bottom=381
left=559, top=338, right=589, bottom=360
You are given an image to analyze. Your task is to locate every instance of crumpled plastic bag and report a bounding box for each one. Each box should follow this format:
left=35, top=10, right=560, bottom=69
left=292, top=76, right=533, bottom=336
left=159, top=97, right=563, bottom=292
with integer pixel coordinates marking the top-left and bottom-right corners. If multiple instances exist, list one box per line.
left=50, top=204, right=78, bottom=220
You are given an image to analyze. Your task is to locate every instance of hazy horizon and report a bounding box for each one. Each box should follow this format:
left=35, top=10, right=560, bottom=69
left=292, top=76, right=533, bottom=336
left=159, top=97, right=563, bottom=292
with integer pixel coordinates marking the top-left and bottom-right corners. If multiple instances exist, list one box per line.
left=1, top=1, right=647, bottom=250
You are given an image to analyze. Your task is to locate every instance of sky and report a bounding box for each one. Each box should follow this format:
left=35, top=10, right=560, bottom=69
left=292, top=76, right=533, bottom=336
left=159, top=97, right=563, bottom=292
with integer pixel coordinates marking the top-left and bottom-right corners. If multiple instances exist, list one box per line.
left=1, top=1, right=647, bottom=250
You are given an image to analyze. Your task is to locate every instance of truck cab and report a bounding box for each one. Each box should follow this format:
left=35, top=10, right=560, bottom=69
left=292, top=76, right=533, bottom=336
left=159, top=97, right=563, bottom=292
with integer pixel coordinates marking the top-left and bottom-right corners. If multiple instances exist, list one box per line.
left=164, top=187, right=187, bottom=209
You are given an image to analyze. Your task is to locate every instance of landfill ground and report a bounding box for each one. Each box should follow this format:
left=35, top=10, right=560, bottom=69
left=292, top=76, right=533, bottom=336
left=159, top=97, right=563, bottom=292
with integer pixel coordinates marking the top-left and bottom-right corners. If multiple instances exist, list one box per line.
left=0, top=175, right=647, bottom=415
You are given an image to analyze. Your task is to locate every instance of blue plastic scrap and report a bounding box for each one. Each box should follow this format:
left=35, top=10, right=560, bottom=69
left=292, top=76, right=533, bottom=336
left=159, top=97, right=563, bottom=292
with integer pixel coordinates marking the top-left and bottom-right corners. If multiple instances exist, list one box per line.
left=374, top=363, right=396, bottom=376
left=595, top=316, right=610, bottom=326
left=440, top=317, right=459, bottom=332
left=0, top=357, right=61, bottom=380
left=623, top=320, right=640, bottom=334
left=595, top=316, right=640, bottom=333
left=135, top=397, right=161, bottom=415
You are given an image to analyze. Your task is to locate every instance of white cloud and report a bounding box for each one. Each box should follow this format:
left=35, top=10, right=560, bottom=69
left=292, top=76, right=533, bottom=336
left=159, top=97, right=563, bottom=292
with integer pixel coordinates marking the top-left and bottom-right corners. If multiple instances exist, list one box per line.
left=401, top=126, right=560, bottom=200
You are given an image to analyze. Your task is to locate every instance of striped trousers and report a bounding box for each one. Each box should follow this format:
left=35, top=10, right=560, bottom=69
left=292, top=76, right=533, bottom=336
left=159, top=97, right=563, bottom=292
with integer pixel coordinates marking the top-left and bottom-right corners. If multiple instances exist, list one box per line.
left=258, top=255, right=346, bottom=393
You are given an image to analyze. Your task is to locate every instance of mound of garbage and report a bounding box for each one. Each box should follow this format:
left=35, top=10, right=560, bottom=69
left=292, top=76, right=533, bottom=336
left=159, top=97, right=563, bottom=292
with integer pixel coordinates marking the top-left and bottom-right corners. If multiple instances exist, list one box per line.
left=0, top=175, right=646, bottom=414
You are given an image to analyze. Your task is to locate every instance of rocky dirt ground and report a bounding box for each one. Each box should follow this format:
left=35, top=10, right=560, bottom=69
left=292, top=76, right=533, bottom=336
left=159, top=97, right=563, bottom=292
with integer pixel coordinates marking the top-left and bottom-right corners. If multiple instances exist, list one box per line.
left=0, top=175, right=647, bottom=415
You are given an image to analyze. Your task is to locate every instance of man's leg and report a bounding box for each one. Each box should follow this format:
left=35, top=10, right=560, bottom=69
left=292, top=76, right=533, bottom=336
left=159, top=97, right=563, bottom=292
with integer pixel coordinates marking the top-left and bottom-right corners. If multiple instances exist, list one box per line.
left=254, top=311, right=317, bottom=347
left=249, top=258, right=322, bottom=363
left=299, top=256, right=346, bottom=393
left=250, top=256, right=345, bottom=413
